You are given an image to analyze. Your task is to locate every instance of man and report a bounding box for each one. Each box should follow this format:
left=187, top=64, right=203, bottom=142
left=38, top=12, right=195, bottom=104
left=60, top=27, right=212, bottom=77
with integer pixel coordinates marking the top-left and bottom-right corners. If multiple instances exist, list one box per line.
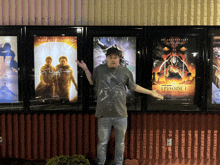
left=35, top=56, right=56, bottom=99
left=55, top=55, right=78, bottom=102
left=76, top=46, right=163, bottom=165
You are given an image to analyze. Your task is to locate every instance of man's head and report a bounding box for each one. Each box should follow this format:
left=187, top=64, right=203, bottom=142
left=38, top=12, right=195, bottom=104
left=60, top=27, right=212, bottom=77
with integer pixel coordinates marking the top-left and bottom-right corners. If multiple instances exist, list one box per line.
left=45, top=56, right=52, bottom=66
left=59, top=56, right=68, bottom=66
left=106, top=46, right=120, bottom=68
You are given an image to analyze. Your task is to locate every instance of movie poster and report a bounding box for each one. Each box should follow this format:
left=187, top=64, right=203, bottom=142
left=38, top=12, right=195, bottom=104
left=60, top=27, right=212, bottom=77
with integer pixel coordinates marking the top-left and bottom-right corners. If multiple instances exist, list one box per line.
left=0, top=36, right=18, bottom=103
left=34, top=36, right=78, bottom=102
left=212, top=36, right=220, bottom=104
left=93, top=37, right=136, bottom=101
left=152, top=37, right=197, bottom=104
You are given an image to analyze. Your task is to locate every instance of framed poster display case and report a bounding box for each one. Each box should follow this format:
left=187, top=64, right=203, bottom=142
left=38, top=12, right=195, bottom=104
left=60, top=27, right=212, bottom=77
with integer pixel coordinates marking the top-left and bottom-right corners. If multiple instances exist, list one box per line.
left=0, top=26, right=25, bottom=112
left=85, top=26, right=145, bottom=111
left=206, top=28, right=220, bottom=111
left=145, top=26, right=206, bottom=112
left=26, top=26, right=84, bottom=112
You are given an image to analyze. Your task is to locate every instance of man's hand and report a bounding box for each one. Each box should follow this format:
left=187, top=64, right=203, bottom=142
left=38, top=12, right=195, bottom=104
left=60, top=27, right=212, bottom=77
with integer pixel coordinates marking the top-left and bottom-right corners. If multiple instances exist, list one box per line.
left=76, top=60, right=94, bottom=85
left=75, top=60, right=88, bottom=71
left=151, top=90, right=164, bottom=100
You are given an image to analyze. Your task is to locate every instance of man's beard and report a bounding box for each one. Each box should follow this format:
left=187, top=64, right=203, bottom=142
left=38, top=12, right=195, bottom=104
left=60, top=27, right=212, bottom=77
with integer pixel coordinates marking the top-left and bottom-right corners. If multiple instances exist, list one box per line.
left=108, top=64, right=118, bottom=68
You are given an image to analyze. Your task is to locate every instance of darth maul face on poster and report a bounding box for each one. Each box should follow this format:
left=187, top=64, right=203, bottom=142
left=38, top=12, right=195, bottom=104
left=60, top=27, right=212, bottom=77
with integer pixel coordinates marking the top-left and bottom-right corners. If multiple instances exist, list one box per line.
left=152, top=36, right=197, bottom=103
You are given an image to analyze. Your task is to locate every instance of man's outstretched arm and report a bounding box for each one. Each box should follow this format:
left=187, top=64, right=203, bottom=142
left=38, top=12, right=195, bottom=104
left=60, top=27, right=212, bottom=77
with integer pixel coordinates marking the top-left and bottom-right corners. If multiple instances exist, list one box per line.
left=134, top=85, right=164, bottom=100
left=76, top=60, right=94, bottom=85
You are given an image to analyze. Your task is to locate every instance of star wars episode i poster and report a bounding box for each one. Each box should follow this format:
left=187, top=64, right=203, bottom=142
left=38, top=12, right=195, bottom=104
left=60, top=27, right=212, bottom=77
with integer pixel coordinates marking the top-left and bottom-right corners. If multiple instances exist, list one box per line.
left=0, top=36, right=18, bottom=103
left=151, top=37, right=196, bottom=105
left=34, top=36, right=78, bottom=103
left=93, top=37, right=136, bottom=102
left=212, top=36, right=220, bottom=104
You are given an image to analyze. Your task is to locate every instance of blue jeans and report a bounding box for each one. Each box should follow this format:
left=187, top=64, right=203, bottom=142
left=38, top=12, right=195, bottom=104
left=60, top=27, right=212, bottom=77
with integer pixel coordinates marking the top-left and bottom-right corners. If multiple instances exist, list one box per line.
left=97, top=117, right=127, bottom=165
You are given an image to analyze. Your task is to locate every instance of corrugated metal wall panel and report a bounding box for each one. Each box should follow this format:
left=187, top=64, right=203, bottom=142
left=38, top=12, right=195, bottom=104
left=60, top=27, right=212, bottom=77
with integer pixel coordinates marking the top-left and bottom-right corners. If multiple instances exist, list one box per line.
left=29, top=0, right=35, bottom=25
left=19, top=114, right=25, bottom=159
left=32, top=114, right=38, bottom=159
left=121, top=0, right=128, bottom=25
left=55, top=0, right=62, bottom=25
left=115, top=0, right=122, bottom=26
left=35, top=0, right=42, bottom=25
left=82, top=0, right=88, bottom=25
left=39, top=114, right=45, bottom=160
left=0, top=0, right=219, bottom=25
left=23, top=0, right=29, bottom=25
left=69, top=0, right=76, bottom=25
left=108, top=0, right=115, bottom=25
left=101, top=0, right=107, bottom=25
left=13, top=114, right=19, bottom=158
left=1, top=113, right=220, bottom=162
left=42, top=0, right=49, bottom=25
left=48, top=0, right=56, bottom=25
left=134, top=0, right=141, bottom=26
left=45, top=114, right=51, bottom=159
left=94, top=0, right=101, bottom=25
left=26, top=114, right=31, bottom=159
left=76, top=0, right=82, bottom=25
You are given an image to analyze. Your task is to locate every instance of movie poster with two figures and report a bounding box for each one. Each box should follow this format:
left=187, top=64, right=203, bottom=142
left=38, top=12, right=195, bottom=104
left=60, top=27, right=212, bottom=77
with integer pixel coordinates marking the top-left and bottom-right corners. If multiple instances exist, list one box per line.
left=34, top=36, right=78, bottom=103
left=0, top=36, right=18, bottom=103
left=93, top=37, right=136, bottom=103
left=151, top=36, right=197, bottom=105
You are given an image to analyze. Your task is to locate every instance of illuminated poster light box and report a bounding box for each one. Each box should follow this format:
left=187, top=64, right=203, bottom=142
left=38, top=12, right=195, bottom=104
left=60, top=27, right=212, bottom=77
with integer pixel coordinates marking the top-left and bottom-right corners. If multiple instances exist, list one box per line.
left=205, top=29, right=220, bottom=111
left=148, top=35, right=201, bottom=111
left=93, top=36, right=137, bottom=104
left=32, top=36, right=78, bottom=110
left=0, top=36, right=19, bottom=103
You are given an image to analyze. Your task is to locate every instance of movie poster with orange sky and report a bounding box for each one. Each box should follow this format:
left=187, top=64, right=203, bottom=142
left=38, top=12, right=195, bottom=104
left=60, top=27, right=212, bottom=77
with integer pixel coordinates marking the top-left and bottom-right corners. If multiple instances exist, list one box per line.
left=152, top=37, right=197, bottom=103
left=34, top=36, right=78, bottom=103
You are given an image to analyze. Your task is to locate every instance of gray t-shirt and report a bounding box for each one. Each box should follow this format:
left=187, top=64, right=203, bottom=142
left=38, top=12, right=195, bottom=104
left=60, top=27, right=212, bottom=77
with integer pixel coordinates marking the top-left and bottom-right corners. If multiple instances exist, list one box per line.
left=92, top=63, right=137, bottom=118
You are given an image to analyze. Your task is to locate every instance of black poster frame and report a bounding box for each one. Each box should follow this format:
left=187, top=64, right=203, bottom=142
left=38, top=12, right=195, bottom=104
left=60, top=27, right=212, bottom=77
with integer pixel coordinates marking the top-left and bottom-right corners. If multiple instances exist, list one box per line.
left=25, top=26, right=84, bottom=112
left=144, top=26, right=206, bottom=112
left=0, top=25, right=217, bottom=114
left=206, top=27, right=220, bottom=112
left=0, top=26, right=25, bottom=112
left=84, top=26, right=146, bottom=112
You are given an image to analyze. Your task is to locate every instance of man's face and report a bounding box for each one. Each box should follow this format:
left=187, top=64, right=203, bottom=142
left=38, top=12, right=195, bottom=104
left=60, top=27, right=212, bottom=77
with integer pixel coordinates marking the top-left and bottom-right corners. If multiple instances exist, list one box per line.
left=60, top=58, right=67, bottom=66
left=46, top=59, right=52, bottom=66
left=106, top=53, right=120, bottom=68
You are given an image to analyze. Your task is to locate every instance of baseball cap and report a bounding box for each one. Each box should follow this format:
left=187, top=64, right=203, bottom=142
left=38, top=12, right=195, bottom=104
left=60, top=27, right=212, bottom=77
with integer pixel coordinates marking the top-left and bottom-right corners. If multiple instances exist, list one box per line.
left=106, top=45, right=120, bottom=56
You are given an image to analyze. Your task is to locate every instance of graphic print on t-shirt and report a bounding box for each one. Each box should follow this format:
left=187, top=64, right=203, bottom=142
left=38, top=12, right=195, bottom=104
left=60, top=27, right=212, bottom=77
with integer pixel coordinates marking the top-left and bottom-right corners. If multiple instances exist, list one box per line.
left=93, top=37, right=136, bottom=105
left=98, top=71, right=124, bottom=110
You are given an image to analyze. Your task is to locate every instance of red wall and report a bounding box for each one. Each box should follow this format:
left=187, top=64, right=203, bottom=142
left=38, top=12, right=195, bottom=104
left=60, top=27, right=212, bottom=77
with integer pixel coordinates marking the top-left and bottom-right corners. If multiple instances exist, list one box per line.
left=0, top=113, right=220, bottom=164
